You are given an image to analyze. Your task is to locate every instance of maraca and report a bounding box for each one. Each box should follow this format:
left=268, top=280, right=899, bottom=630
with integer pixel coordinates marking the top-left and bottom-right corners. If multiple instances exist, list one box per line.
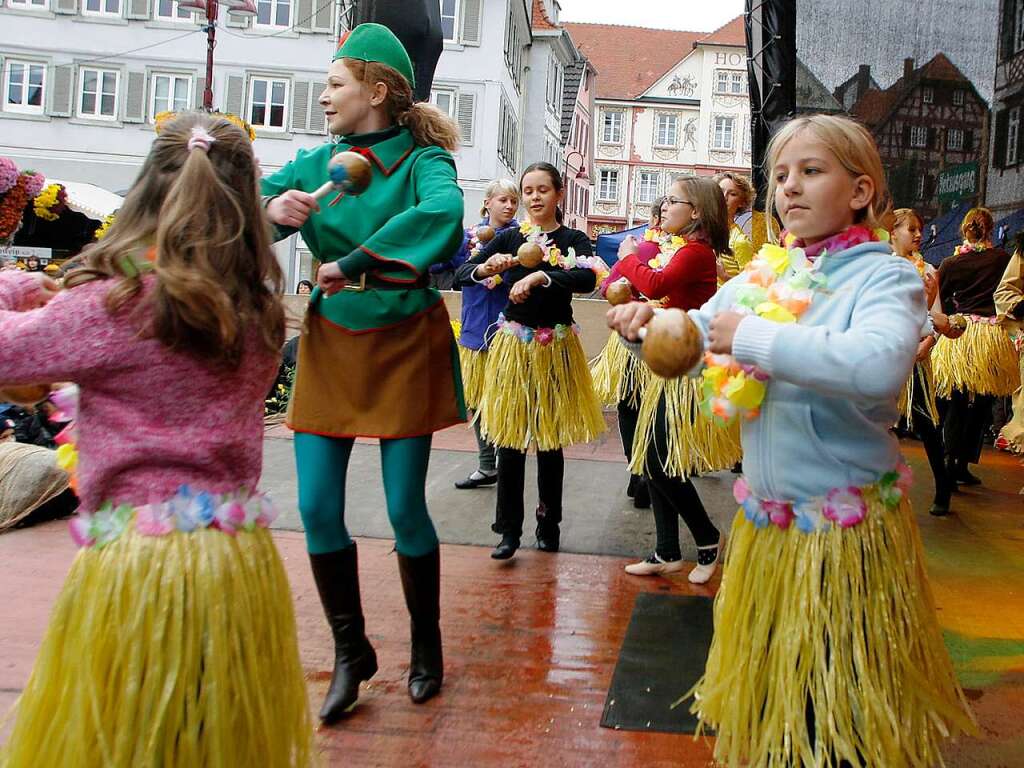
left=636, top=308, right=703, bottom=379
left=605, top=279, right=633, bottom=306
left=0, top=384, right=51, bottom=406
left=312, top=151, right=373, bottom=201
left=475, top=225, right=495, bottom=244
left=516, top=242, right=545, bottom=268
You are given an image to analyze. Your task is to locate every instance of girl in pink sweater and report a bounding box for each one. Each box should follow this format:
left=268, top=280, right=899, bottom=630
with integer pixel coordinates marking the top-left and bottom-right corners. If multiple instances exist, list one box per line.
left=0, top=114, right=312, bottom=767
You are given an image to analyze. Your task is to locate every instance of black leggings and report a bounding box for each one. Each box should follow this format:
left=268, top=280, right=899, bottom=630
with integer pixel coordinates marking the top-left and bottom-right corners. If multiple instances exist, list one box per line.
left=646, top=395, right=719, bottom=560
left=909, top=367, right=951, bottom=504
left=493, top=448, right=564, bottom=539
left=942, top=390, right=993, bottom=467
left=616, top=399, right=640, bottom=464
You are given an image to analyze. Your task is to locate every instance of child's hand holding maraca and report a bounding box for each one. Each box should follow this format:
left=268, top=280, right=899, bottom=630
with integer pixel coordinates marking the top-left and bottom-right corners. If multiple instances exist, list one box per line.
left=477, top=253, right=516, bottom=278
left=607, top=301, right=654, bottom=342
left=316, top=261, right=348, bottom=297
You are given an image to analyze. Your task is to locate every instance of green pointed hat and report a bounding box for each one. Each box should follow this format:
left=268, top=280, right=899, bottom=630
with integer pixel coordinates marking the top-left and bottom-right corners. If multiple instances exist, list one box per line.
left=333, top=23, right=415, bottom=89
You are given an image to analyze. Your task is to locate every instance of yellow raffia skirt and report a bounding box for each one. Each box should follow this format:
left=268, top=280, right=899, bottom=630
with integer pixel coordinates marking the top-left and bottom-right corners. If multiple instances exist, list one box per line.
left=630, top=375, right=742, bottom=478
left=932, top=317, right=1019, bottom=398
left=0, top=523, right=313, bottom=768
left=458, top=346, right=488, bottom=410
left=589, top=331, right=652, bottom=408
left=691, top=496, right=975, bottom=767
left=898, top=358, right=940, bottom=426
left=1000, top=352, right=1024, bottom=453
left=477, top=325, right=605, bottom=451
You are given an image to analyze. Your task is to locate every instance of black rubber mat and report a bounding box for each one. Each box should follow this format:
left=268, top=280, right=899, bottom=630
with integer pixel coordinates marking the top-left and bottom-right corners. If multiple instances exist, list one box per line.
left=600, top=592, right=715, bottom=734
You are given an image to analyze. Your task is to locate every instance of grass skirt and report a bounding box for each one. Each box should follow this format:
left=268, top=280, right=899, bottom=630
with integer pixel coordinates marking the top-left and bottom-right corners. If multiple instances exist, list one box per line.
left=477, top=329, right=605, bottom=451
left=898, top=358, right=940, bottom=426
left=459, top=346, right=488, bottom=410
left=933, top=318, right=1019, bottom=398
left=0, top=523, right=313, bottom=768
left=999, top=353, right=1024, bottom=453
left=690, top=497, right=975, bottom=767
left=589, top=331, right=651, bottom=408
left=630, top=375, right=741, bottom=478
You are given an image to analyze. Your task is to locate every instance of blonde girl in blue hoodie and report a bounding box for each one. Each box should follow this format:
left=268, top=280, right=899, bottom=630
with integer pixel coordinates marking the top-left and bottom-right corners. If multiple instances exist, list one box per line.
left=609, top=114, right=974, bottom=767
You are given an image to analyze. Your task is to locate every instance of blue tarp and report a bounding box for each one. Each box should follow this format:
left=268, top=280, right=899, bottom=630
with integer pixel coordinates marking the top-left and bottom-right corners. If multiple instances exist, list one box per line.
left=995, top=208, right=1024, bottom=250
left=921, top=202, right=972, bottom=267
left=595, top=224, right=647, bottom=267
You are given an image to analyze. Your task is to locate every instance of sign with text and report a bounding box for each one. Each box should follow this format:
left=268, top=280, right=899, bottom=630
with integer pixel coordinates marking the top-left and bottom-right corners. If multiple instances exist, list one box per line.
left=937, top=162, right=979, bottom=204
left=0, top=246, right=52, bottom=262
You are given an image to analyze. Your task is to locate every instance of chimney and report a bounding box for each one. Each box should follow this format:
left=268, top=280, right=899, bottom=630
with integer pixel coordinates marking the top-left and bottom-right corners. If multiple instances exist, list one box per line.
left=856, top=64, right=871, bottom=100
left=903, top=57, right=914, bottom=80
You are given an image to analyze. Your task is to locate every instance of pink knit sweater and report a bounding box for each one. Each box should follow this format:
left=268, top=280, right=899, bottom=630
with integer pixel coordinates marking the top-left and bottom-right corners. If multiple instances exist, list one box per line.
left=0, top=271, right=279, bottom=513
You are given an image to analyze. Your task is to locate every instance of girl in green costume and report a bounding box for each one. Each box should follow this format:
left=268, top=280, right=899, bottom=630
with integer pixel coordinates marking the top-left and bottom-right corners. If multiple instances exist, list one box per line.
left=261, top=23, right=465, bottom=722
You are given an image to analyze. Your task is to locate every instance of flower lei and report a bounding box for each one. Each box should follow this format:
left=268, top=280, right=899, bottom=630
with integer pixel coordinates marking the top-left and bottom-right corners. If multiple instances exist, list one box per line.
left=154, top=110, right=257, bottom=142
left=734, top=462, right=912, bottom=533
left=498, top=314, right=580, bottom=346
left=701, top=226, right=886, bottom=426
left=94, top=212, right=116, bottom=240
left=904, top=251, right=927, bottom=277
left=518, top=220, right=610, bottom=282
left=953, top=240, right=991, bottom=257
left=33, top=183, right=68, bottom=222
left=641, top=227, right=687, bottom=269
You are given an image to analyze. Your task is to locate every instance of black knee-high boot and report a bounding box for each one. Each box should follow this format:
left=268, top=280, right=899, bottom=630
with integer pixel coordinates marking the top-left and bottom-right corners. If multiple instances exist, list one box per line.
left=309, top=544, right=378, bottom=723
left=397, top=548, right=443, bottom=704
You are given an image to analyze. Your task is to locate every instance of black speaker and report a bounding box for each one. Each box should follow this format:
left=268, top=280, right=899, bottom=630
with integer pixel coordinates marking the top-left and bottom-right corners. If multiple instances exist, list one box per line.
left=354, top=0, right=443, bottom=102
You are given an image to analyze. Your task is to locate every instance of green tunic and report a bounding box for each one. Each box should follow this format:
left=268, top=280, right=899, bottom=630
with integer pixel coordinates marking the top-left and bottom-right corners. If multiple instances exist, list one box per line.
left=261, top=127, right=466, bottom=437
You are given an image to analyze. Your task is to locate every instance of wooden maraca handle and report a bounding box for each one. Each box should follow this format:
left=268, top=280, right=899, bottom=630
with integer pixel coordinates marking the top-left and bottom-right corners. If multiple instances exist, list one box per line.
left=637, top=308, right=703, bottom=379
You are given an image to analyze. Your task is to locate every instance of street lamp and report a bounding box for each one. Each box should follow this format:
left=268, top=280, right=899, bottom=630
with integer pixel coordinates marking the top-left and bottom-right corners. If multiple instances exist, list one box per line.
left=177, top=0, right=256, bottom=111
left=563, top=149, right=589, bottom=186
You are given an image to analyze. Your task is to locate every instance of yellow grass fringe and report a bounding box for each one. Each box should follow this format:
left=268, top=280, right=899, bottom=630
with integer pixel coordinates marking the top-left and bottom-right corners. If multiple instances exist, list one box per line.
left=999, top=355, right=1024, bottom=453
left=630, top=374, right=742, bottom=478
left=690, top=497, right=976, bottom=768
left=477, top=330, right=605, bottom=451
left=932, top=319, right=1019, bottom=398
left=458, top=346, right=488, bottom=410
left=589, top=331, right=651, bottom=408
left=897, top=358, right=940, bottom=426
left=0, top=523, right=313, bottom=768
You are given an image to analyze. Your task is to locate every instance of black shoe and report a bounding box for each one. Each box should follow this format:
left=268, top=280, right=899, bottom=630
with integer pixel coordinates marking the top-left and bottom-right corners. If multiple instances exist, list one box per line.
left=535, top=523, right=560, bottom=552
left=309, top=545, right=378, bottom=724
left=929, top=500, right=950, bottom=516
left=491, top=535, right=520, bottom=559
left=455, top=471, right=497, bottom=489
left=956, top=466, right=982, bottom=486
left=397, top=549, right=443, bottom=704
left=632, top=478, right=651, bottom=509
left=626, top=474, right=640, bottom=498
left=731, top=461, right=743, bottom=474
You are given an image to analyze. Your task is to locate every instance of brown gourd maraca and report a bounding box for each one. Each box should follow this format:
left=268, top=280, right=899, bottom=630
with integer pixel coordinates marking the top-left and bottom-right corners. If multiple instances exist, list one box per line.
left=311, top=151, right=373, bottom=201
left=605, top=279, right=633, bottom=306
left=638, top=308, right=703, bottom=379
left=475, top=225, right=495, bottom=244
left=516, top=242, right=545, bottom=269
left=0, top=384, right=51, bottom=406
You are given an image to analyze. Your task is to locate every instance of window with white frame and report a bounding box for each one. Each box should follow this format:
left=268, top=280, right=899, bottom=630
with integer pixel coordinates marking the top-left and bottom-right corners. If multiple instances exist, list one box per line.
left=637, top=171, right=658, bottom=204
left=82, top=0, right=120, bottom=14
left=947, top=128, right=964, bottom=151
left=655, top=113, right=678, bottom=147
left=712, top=116, right=735, bottom=150
left=1016, top=0, right=1024, bottom=56
left=78, top=67, right=119, bottom=119
left=249, top=77, right=288, bottom=130
left=953, top=89, right=965, bottom=106
left=150, top=73, right=191, bottom=120
left=1009, top=107, right=1021, bottom=166
left=922, top=86, right=934, bottom=104
left=255, top=0, right=289, bottom=27
left=715, top=71, right=745, bottom=95
left=155, top=0, right=193, bottom=20
left=910, top=124, right=928, bottom=148
left=7, top=0, right=48, bottom=9
left=602, top=110, right=623, bottom=143
left=440, top=0, right=458, bottom=42
left=598, top=169, right=619, bottom=201
left=429, top=88, right=456, bottom=119
left=546, top=59, right=562, bottom=114
left=497, top=95, right=517, bottom=170
left=916, top=173, right=927, bottom=200
left=4, top=60, right=45, bottom=114
left=715, top=71, right=729, bottom=93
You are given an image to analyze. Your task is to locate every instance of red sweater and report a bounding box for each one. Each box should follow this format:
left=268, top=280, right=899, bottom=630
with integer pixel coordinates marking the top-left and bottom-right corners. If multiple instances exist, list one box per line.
left=617, top=239, right=717, bottom=311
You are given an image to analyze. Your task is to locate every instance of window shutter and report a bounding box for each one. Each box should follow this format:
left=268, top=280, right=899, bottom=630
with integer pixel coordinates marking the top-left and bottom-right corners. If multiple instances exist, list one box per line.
left=1001, top=0, right=1016, bottom=60
left=126, top=0, right=150, bottom=20
left=461, top=0, right=482, bottom=45
left=456, top=91, right=475, bottom=145
left=291, top=80, right=310, bottom=131
left=194, top=75, right=205, bottom=109
left=1018, top=113, right=1024, bottom=167
left=963, top=129, right=973, bottom=153
left=312, top=0, right=333, bottom=32
left=308, top=81, right=326, bottom=133
left=224, top=74, right=245, bottom=119
left=927, top=127, right=936, bottom=150
left=294, top=0, right=312, bottom=31
left=226, top=6, right=249, bottom=27
left=49, top=64, right=74, bottom=117
left=902, top=124, right=910, bottom=147
left=55, top=0, right=77, bottom=14
left=123, top=70, right=147, bottom=122
left=994, top=109, right=1009, bottom=169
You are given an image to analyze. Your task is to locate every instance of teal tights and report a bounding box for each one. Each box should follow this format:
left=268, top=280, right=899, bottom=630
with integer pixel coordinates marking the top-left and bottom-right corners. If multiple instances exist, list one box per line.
left=294, top=432, right=438, bottom=557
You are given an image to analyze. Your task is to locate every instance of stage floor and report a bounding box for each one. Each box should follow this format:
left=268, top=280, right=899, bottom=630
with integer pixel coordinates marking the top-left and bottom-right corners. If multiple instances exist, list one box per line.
left=1, top=439, right=1022, bottom=766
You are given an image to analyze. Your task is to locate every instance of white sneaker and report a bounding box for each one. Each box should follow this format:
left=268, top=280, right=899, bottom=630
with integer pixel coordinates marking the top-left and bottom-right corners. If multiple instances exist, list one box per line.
left=625, top=552, right=684, bottom=576
left=688, top=538, right=724, bottom=584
